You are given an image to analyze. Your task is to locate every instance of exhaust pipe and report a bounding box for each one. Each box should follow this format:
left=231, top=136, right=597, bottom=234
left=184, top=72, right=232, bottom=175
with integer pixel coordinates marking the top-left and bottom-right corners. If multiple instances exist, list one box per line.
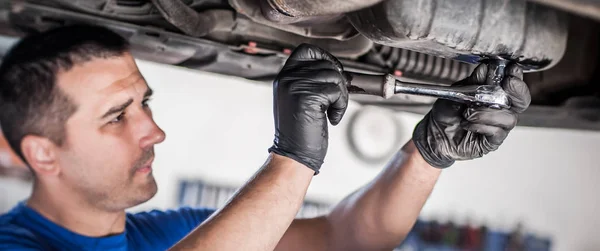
left=260, top=0, right=385, bottom=23
left=151, top=0, right=235, bottom=37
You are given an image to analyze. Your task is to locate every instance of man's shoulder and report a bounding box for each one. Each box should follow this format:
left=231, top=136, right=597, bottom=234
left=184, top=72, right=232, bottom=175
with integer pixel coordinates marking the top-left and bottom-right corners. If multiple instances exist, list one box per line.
left=0, top=213, right=46, bottom=250
left=127, top=206, right=215, bottom=228
left=0, top=202, right=52, bottom=250
left=124, top=207, right=216, bottom=250
left=126, top=207, right=215, bottom=236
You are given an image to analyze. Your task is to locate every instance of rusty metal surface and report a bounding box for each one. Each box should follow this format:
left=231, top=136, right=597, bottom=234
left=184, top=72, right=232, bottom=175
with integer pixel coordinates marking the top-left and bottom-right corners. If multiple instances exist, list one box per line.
left=528, top=0, right=600, bottom=21
left=263, top=0, right=383, bottom=18
left=361, top=44, right=475, bottom=84
left=348, top=0, right=569, bottom=71
left=229, top=0, right=358, bottom=40
left=151, top=0, right=235, bottom=37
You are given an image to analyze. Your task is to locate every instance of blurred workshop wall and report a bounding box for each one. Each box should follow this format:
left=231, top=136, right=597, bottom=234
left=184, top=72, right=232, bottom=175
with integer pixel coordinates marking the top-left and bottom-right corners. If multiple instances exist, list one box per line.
left=134, top=60, right=599, bottom=251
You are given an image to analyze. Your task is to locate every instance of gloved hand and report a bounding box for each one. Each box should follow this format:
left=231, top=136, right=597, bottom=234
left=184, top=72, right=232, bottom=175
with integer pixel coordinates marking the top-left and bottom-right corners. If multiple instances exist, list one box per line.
left=413, top=63, right=531, bottom=168
left=268, top=44, right=349, bottom=174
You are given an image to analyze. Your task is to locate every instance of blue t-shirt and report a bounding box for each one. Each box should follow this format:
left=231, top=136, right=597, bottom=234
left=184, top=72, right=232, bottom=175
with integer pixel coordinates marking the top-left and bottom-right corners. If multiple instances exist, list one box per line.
left=0, top=202, right=215, bottom=250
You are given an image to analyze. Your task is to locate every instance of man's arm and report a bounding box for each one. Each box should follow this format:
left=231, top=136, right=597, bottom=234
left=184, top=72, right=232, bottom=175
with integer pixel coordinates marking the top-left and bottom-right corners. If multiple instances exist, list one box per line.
left=170, top=154, right=314, bottom=251
left=277, top=63, right=531, bottom=251
left=171, top=44, right=350, bottom=250
left=326, top=140, right=439, bottom=250
left=275, top=141, right=439, bottom=251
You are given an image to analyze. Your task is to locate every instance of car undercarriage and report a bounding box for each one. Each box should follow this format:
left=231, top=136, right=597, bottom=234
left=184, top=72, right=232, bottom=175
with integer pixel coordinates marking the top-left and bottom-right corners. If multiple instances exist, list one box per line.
left=0, top=0, right=599, bottom=130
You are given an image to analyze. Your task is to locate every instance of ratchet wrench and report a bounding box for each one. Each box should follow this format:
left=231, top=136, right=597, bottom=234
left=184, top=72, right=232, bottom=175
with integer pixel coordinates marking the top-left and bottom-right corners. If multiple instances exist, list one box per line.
left=344, top=59, right=512, bottom=109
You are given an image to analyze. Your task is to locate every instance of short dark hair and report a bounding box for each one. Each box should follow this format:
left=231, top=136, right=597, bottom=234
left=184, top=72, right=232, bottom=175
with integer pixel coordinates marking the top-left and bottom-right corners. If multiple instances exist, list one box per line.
left=0, top=24, right=130, bottom=162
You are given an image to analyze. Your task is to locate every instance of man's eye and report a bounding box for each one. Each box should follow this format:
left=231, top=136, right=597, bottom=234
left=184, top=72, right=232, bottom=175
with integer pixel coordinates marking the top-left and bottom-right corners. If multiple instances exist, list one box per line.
left=109, top=113, right=125, bottom=124
left=142, top=98, right=151, bottom=107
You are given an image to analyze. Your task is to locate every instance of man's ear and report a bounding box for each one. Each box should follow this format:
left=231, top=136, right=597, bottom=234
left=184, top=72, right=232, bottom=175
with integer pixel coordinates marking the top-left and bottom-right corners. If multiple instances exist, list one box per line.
left=21, top=135, right=59, bottom=176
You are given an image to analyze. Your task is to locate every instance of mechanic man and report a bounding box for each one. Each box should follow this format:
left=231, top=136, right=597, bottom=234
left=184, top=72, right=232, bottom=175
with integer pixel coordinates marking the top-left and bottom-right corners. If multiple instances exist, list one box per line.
left=0, top=25, right=530, bottom=251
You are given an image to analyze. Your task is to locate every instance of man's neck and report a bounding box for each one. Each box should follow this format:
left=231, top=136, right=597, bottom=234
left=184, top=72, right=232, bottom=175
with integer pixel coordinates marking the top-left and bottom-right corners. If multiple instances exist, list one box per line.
left=26, top=181, right=127, bottom=237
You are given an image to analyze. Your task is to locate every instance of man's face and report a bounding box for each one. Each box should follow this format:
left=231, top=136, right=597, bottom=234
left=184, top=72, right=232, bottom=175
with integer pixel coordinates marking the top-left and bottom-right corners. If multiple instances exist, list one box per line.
left=55, top=53, right=165, bottom=211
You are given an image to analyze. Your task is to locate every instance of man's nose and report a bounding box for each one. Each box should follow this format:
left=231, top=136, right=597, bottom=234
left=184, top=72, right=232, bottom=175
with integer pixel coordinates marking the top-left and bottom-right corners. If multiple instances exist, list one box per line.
left=138, top=113, right=166, bottom=149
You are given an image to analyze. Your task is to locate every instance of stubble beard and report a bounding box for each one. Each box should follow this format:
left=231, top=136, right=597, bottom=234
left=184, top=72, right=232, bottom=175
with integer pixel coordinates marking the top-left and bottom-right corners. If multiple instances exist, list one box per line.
left=90, top=148, right=159, bottom=211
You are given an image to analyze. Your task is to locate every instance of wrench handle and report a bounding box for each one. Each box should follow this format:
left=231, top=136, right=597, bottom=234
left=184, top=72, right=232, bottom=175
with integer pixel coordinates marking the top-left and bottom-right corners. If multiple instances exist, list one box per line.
left=344, top=71, right=474, bottom=101
left=344, top=70, right=511, bottom=108
left=344, top=72, right=397, bottom=99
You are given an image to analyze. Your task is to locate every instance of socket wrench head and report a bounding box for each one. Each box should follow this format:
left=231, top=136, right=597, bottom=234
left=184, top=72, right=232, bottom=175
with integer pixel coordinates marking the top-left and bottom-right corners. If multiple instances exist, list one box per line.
left=473, top=85, right=511, bottom=109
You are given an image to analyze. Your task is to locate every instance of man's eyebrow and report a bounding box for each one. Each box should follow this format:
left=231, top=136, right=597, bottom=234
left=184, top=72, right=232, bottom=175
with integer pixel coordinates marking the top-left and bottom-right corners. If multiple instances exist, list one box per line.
left=101, top=99, right=134, bottom=119
left=144, top=88, right=153, bottom=98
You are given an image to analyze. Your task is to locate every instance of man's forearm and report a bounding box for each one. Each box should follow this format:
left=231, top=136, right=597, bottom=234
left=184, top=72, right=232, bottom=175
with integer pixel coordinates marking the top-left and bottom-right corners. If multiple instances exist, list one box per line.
left=170, top=153, right=314, bottom=251
left=327, top=140, right=441, bottom=250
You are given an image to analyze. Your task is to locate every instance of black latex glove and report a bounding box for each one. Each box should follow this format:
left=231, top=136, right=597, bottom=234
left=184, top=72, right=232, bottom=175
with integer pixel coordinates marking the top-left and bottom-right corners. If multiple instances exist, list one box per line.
left=268, top=44, right=349, bottom=174
left=413, top=64, right=531, bottom=168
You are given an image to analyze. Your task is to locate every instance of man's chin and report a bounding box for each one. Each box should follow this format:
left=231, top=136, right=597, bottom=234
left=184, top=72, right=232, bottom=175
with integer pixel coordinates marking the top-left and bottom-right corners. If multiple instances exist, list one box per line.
left=130, top=177, right=158, bottom=207
left=142, top=176, right=158, bottom=199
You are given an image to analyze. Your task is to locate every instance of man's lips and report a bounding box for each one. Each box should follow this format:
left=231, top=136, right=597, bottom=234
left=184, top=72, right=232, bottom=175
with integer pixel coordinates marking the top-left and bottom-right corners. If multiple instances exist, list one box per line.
left=136, top=157, right=154, bottom=173
left=136, top=165, right=152, bottom=173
